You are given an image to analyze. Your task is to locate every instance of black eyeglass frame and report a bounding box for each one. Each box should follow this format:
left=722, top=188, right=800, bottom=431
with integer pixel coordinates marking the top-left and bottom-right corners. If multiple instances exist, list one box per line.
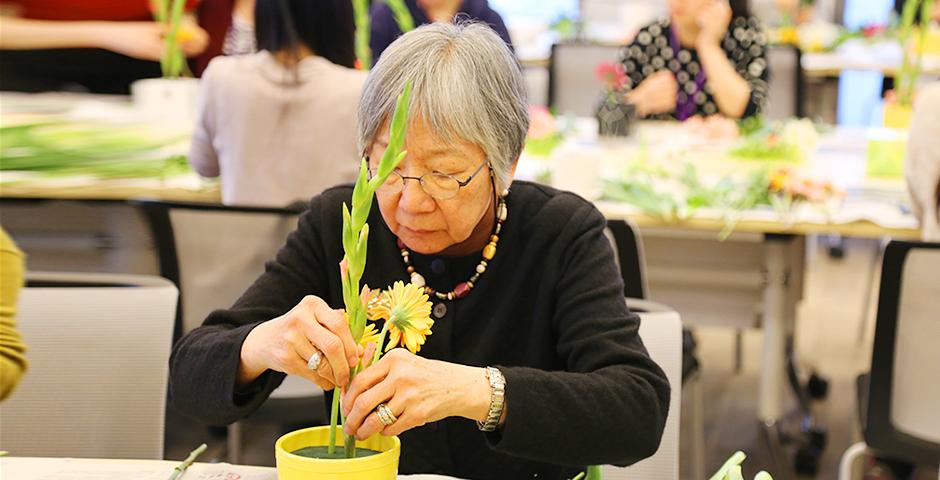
left=365, top=156, right=490, bottom=199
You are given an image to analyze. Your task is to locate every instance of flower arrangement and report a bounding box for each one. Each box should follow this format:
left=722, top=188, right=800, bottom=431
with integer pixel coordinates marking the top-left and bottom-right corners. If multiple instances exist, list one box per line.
left=602, top=151, right=843, bottom=239
left=594, top=62, right=635, bottom=137
left=153, top=0, right=195, bottom=78
left=595, top=62, right=628, bottom=103
left=525, top=105, right=564, bottom=158
left=730, top=117, right=819, bottom=164
left=896, top=0, right=937, bottom=108
left=310, top=82, right=436, bottom=460
left=766, top=167, right=843, bottom=218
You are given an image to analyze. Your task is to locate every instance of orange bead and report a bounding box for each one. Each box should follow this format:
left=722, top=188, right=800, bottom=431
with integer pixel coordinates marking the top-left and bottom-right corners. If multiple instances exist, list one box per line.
left=482, top=243, right=497, bottom=260
left=490, top=235, right=499, bottom=243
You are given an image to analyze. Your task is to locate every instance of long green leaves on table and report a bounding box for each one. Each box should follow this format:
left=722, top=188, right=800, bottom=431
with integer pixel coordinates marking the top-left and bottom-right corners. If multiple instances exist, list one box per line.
left=0, top=122, right=191, bottom=179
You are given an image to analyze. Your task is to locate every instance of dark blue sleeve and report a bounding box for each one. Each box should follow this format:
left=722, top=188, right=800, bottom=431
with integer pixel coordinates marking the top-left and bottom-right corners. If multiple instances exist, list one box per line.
left=369, top=3, right=400, bottom=63
left=480, top=7, right=514, bottom=52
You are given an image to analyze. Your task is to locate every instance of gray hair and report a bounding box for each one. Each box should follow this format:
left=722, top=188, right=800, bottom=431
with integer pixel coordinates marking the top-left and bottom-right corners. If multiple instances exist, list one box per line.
left=357, top=22, right=529, bottom=191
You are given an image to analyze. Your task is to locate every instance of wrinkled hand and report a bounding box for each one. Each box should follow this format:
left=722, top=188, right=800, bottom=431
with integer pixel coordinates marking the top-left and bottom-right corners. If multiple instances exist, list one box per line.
left=627, top=70, right=679, bottom=117
left=238, top=295, right=360, bottom=391
left=341, top=349, right=489, bottom=440
left=696, top=0, right=732, bottom=47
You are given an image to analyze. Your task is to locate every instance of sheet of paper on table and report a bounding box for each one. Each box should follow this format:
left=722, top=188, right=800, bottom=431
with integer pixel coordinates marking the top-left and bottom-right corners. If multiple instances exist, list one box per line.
left=1, top=457, right=276, bottom=480
left=0, top=457, right=462, bottom=480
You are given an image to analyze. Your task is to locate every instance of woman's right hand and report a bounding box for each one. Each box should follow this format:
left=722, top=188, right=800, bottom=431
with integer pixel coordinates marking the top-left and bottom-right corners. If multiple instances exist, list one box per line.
left=626, top=70, right=679, bottom=117
left=238, top=295, right=360, bottom=391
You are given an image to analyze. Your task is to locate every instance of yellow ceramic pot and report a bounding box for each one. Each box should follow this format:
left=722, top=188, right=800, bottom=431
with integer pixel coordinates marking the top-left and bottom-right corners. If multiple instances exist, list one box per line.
left=883, top=102, right=913, bottom=130
left=275, top=426, right=400, bottom=480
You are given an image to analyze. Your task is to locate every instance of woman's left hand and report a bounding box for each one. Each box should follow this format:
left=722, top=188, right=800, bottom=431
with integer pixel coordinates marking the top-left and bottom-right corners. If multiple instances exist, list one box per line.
left=342, top=348, right=490, bottom=440
left=696, top=0, right=732, bottom=47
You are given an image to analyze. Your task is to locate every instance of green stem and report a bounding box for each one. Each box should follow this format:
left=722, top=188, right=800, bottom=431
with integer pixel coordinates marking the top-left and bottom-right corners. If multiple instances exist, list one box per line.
left=167, top=443, right=207, bottom=480
left=328, top=391, right=340, bottom=454
left=343, top=395, right=357, bottom=459
left=371, top=320, right=392, bottom=366
left=352, top=0, right=372, bottom=69
left=384, top=0, right=416, bottom=32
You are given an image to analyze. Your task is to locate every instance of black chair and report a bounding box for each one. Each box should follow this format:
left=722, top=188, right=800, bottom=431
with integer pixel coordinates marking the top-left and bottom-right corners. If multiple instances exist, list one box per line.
left=134, top=199, right=321, bottom=463
left=606, top=218, right=705, bottom=479
left=839, top=240, right=940, bottom=480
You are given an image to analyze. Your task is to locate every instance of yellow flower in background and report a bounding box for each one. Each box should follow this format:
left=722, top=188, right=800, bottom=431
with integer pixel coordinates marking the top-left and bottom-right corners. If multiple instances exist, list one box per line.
left=369, top=281, right=433, bottom=353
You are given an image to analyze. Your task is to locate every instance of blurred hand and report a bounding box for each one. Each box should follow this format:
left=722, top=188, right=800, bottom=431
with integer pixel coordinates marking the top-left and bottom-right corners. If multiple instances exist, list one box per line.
left=238, top=295, right=360, bottom=391
left=176, top=19, right=209, bottom=57
left=417, top=0, right=462, bottom=23
left=627, top=70, right=679, bottom=117
left=98, top=22, right=166, bottom=61
left=341, top=348, right=490, bottom=440
left=696, top=0, right=732, bottom=47
left=97, top=20, right=209, bottom=61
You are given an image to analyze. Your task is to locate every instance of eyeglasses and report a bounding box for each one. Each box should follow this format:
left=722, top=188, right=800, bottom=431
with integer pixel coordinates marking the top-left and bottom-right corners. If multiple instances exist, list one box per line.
left=367, top=157, right=488, bottom=200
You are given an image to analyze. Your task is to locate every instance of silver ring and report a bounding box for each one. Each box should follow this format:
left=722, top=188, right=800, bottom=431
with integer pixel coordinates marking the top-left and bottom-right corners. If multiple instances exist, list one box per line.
left=376, top=403, right=397, bottom=426
left=306, top=350, right=322, bottom=371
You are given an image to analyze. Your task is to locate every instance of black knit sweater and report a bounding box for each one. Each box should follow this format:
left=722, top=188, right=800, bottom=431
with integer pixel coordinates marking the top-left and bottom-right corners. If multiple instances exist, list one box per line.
left=169, top=181, right=670, bottom=479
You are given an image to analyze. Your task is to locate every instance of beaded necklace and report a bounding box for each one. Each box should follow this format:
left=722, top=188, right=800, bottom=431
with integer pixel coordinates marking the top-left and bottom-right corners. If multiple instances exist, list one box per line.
left=397, top=196, right=507, bottom=301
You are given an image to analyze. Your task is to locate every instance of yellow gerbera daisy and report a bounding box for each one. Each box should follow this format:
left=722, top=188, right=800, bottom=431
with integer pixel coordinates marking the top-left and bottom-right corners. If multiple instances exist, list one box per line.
left=368, top=281, right=433, bottom=354
left=359, top=322, right=382, bottom=348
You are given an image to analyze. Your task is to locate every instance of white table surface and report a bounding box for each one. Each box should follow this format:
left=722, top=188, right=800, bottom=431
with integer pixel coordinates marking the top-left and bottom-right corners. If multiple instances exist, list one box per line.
left=0, top=456, right=460, bottom=479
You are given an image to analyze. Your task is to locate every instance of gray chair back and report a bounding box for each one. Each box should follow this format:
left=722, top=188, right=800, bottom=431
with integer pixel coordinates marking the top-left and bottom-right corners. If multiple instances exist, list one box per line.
left=136, top=201, right=304, bottom=336
left=0, top=272, right=177, bottom=459
left=865, top=240, right=940, bottom=466
left=549, top=41, right=625, bottom=117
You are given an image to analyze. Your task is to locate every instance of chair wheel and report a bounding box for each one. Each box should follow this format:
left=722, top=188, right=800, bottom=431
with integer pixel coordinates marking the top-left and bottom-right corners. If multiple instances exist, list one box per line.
left=806, top=426, right=827, bottom=450
left=807, top=372, right=829, bottom=400
left=794, top=444, right=823, bottom=475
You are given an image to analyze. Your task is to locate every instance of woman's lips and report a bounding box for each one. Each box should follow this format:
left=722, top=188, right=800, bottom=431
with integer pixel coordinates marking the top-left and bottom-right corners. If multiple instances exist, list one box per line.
left=400, top=225, right=436, bottom=235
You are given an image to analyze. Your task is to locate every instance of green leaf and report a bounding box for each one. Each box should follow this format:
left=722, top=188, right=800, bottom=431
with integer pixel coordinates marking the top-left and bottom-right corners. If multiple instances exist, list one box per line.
left=341, top=203, right=355, bottom=255
left=383, top=0, right=416, bottom=32
left=377, top=82, right=412, bottom=180
left=709, top=451, right=746, bottom=480
left=352, top=0, right=373, bottom=69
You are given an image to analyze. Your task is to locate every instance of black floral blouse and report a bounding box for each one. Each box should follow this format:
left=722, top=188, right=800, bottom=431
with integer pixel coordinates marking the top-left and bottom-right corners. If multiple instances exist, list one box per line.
left=619, top=17, right=769, bottom=119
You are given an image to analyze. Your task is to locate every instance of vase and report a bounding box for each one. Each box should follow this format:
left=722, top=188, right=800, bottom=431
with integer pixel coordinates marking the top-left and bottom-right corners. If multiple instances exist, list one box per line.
left=130, top=77, right=200, bottom=134
left=275, top=426, right=400, bottom=480
left=595, top=95, right=636, bottom=138
left=882, top=102, right=913, bottom=130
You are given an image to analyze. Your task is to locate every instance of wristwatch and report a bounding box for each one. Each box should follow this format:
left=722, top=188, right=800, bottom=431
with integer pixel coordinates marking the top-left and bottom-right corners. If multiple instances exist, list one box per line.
left=477, top=366, right=506, bottom=432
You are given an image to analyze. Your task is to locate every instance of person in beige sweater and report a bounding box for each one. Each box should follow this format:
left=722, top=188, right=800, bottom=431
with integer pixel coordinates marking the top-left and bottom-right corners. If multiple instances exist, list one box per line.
left=189, top=0, right=365, bottom=207
left=1, top=227, right=27, bottom=401
left=905, top=82, right=940, bottom=241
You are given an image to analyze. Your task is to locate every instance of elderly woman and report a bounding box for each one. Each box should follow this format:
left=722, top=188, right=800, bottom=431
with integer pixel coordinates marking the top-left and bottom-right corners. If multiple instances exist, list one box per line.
left=169, top=22, right=669, bottom=479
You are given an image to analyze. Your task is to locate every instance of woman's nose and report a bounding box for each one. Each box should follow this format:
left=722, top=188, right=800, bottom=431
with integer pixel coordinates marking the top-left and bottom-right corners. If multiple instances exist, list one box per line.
left=398, top=177, right=436, bottom=213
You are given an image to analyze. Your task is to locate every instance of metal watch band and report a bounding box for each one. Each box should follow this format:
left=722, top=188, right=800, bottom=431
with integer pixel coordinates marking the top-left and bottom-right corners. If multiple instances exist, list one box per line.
left=477, top=366, right=505, bottom=432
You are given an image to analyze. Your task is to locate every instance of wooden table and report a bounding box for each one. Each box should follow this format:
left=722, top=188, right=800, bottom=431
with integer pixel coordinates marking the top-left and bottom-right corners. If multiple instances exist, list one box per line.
left=802, top=51, right=940, bottom=78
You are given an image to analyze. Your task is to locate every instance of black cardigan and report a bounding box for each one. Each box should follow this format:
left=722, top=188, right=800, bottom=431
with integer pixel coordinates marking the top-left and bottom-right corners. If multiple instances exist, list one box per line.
left=169, top=181, right=670, bottom=480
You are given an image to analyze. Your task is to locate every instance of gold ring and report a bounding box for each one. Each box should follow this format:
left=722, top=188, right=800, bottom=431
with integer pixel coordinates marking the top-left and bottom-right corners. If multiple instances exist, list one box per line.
left=376, top=403, right=397, bottom=426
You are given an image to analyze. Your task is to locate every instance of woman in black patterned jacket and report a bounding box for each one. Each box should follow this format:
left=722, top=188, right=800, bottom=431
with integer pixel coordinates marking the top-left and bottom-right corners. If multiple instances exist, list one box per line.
left=619, top=0, right=769, bottom=119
